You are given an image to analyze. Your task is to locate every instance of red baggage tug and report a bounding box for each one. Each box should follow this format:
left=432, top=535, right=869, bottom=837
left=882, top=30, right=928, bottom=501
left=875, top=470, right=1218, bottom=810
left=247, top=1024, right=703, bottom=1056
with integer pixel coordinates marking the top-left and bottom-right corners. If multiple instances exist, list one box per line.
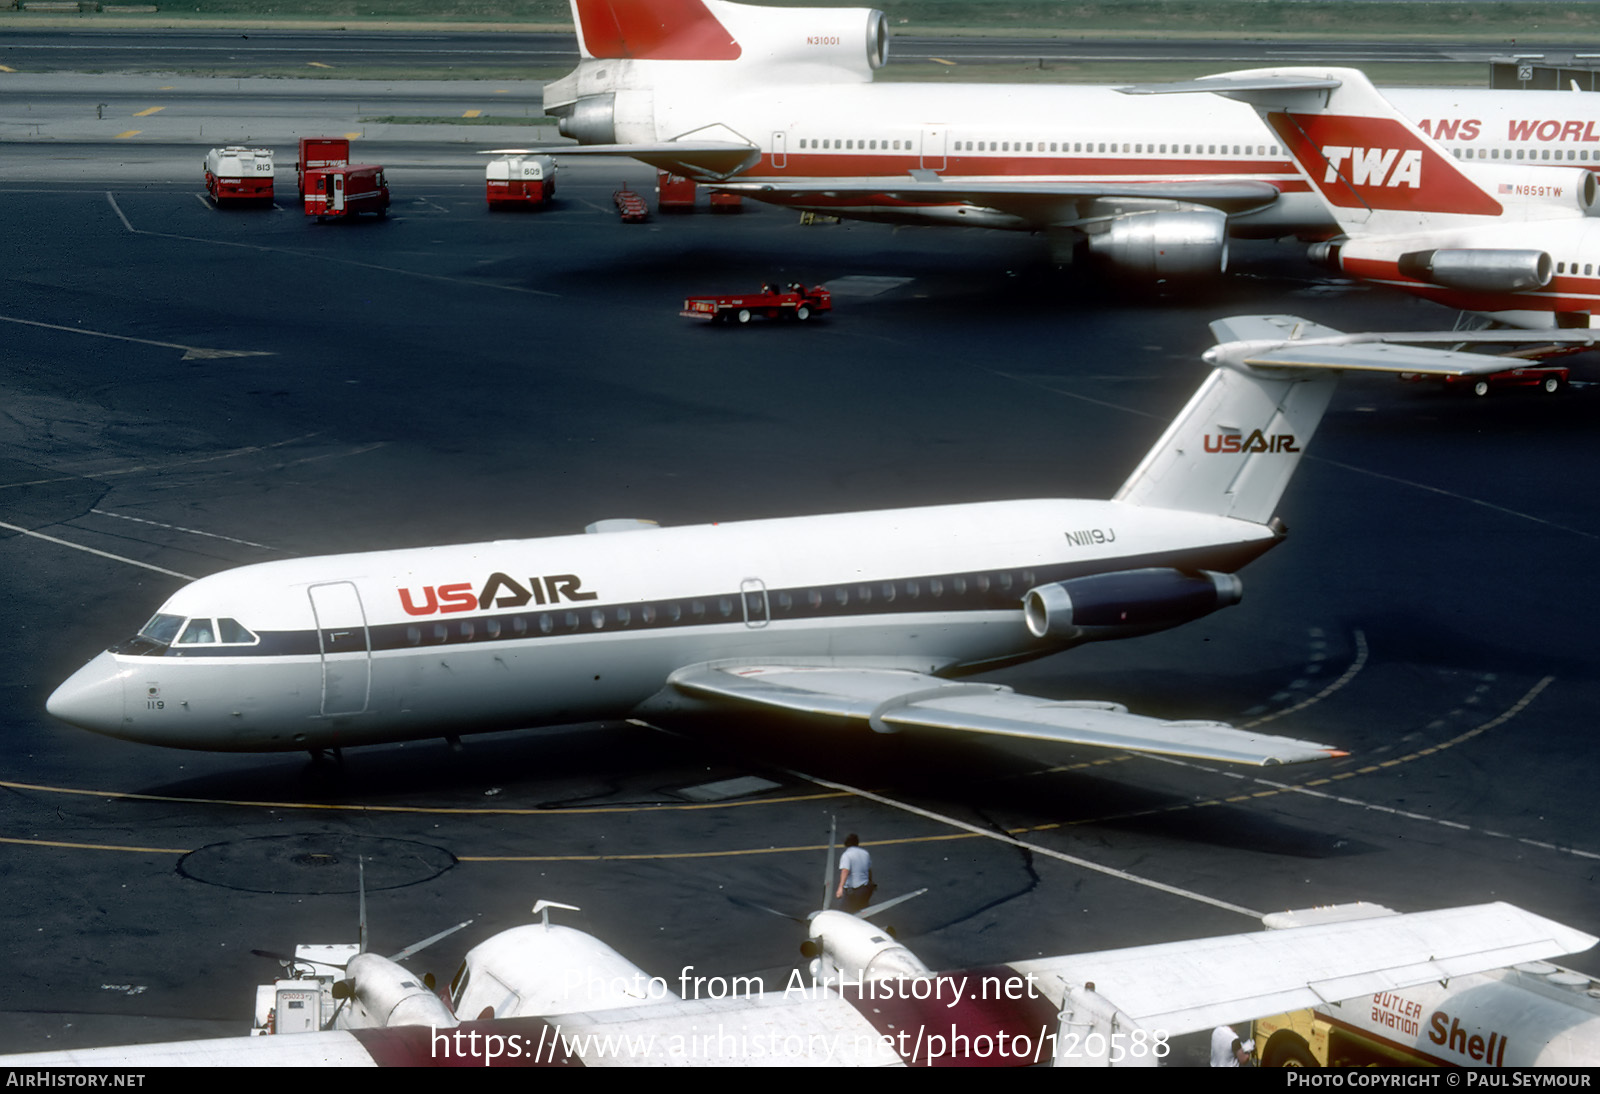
left=682, top=284, right=832, bottom=324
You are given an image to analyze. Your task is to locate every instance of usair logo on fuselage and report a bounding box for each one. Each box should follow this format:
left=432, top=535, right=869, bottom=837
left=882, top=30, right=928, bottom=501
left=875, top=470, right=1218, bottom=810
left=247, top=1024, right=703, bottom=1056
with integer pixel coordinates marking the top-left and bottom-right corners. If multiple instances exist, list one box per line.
left=398, top=572, right=598, bottom=616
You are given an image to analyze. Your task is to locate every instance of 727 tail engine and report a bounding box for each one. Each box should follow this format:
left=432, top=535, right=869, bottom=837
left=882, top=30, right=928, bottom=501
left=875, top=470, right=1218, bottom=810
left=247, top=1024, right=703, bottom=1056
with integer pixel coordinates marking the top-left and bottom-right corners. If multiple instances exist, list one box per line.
left=1023, top=568, right=1243, bottom=643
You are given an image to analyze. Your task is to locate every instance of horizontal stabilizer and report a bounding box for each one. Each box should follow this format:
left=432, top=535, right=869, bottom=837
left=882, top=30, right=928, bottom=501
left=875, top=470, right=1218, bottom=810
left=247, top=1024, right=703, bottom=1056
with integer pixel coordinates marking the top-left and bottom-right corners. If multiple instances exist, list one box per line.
left=1207, top=313, right=1600, bottom=376
left=1118, top=74, right=1342, bottom=98
left=1015, top=901, right=1598, bottom=1037
left=669, top=663, right=1343, bottom=766
left=539, top=141, right=761, bottom=177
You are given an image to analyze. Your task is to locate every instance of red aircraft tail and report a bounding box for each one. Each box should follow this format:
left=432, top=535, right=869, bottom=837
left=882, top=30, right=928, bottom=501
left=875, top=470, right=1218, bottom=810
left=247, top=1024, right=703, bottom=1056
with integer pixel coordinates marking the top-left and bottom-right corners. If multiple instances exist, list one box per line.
left=571, top=0, right=741, bottom=61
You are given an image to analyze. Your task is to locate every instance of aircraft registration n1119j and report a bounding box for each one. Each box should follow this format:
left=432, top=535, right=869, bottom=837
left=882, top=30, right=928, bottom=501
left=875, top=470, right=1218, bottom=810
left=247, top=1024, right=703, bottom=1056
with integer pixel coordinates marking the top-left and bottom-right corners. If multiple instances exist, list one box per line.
left=538, top=0, right=1600, bottom=277
left=1125, top=67, right=1600, bottom=328
left=51, top=317, right=1586, bottom=764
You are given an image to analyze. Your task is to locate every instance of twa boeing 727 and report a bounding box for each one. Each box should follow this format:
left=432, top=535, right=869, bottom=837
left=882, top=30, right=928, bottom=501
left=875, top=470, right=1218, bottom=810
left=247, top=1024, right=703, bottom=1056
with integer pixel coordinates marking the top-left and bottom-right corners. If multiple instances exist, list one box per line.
left=48, top=318, right=1580, bottom=766
left=1127, top=67, right=1600, bottom=327
left=540, top=0, right=1600, bottom=277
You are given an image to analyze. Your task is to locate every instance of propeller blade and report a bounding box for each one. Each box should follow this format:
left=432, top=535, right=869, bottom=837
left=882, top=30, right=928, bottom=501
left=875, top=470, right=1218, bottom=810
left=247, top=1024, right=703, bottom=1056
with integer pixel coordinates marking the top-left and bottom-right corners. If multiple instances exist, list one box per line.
left=822, top=816, right=838, bottom=912
left=859, top=887, right=929, bottom=919
left=387, top=919, right=474, bottom=963
left=358, top=858, right=369, bottom=955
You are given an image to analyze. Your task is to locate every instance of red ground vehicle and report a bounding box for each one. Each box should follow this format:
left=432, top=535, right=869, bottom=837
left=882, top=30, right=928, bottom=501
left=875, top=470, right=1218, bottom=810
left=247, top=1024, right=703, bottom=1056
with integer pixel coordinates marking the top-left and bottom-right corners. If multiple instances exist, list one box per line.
left=614, top=187, right=649, bottom=223
left=296, top=137, right=350, bottom=199
left=708, top=189, right=744, bottom=213
left=303, top=164, right=390, bottom=220
left=203, top=147, right=274, bottom=205
left=681, top=284, right=832, bottom=324
left=486, top=154, right=556, bottom=208
left=656, top=170, right=696, bottom=212
left=1404, top=363, right=1569, bottom=397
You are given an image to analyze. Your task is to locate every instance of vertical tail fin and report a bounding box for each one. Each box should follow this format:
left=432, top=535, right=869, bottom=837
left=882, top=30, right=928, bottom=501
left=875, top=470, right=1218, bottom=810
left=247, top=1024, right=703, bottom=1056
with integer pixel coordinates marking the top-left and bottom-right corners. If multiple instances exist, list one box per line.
left=570, top=0, right=742, bottom=61
left=1114, top=316, right=1340, bottom=525
left=1201, top=67, right=1505, bottom=234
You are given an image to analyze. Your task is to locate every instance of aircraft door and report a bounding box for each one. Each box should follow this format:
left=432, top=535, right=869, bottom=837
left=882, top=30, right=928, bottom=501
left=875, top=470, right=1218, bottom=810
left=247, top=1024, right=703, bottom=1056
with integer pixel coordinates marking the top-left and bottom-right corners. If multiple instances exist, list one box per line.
left=740, top=578, right=770, bottom=629
left=308, top=581, right=371, bottom=715
left=920, top=127, right=947, bottom=171
left=772, top=131, right=787, bottom=169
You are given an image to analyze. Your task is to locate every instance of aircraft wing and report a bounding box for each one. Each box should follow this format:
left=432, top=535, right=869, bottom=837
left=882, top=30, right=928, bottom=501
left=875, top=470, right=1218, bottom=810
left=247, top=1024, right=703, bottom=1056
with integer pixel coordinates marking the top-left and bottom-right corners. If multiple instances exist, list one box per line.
left=540, top=138, right=1281, bottom=218
left=1208, top=314, right=1600, bottom=375
left=7, top=903, right=1590, bottom=1067
left=1014, top=901, right=1598, bottom=1036
left=710, top=176, right=1284, bottom=218
left=664, top=663, right=1343, bottom=766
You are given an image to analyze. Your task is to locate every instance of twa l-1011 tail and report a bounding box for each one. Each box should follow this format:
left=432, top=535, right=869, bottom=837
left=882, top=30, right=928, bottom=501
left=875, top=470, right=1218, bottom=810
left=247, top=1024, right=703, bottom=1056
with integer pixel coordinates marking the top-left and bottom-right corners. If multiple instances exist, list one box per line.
left=1126, top=68, right=1600, bottom=327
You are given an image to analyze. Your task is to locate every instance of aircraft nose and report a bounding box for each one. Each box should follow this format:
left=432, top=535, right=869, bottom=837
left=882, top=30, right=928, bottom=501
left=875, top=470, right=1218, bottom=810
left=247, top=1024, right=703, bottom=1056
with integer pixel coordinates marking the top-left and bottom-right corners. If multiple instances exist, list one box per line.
left=47, top=652, right=128, bottom=733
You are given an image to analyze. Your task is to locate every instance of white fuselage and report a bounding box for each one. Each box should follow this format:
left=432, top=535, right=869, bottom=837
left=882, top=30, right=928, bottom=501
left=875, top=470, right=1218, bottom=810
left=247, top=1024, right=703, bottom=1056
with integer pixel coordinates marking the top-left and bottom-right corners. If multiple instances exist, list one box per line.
left=574, top=72, right=1600, bottom=236
left=48, top=498, right=1276, bottom=752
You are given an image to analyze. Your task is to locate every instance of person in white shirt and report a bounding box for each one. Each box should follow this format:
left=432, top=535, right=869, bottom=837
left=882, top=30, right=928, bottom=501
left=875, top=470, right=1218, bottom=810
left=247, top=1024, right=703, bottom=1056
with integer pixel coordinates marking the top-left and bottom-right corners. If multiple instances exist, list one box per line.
left=835, top=833, right=874, bottom=913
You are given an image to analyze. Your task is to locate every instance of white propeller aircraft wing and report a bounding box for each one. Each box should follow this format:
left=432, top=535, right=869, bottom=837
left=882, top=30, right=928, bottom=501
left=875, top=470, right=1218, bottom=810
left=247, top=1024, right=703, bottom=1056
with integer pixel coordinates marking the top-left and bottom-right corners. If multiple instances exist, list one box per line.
left=5, top=901, right=1589, bottom=1067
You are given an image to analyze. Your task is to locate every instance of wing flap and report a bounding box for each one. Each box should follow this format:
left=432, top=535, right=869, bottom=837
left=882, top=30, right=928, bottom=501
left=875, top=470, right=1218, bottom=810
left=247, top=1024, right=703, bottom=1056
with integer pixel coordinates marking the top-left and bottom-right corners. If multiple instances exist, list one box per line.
left=669, top=663, right=1342, bottom=766
left=714, top=176, right=1282, bottom=216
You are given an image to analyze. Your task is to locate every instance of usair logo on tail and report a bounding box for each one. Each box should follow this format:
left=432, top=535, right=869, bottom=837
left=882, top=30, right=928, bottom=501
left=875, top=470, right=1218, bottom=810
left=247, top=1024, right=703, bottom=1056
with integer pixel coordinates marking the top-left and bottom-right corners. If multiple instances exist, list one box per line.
left=1204, top=431, right=1299, bottom=454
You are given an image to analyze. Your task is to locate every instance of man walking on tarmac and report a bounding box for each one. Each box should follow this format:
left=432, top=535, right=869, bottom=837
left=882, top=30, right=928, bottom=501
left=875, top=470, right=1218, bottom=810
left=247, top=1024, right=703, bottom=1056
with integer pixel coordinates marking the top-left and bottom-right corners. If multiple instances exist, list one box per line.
left=836, top=833, right=875, bottom=913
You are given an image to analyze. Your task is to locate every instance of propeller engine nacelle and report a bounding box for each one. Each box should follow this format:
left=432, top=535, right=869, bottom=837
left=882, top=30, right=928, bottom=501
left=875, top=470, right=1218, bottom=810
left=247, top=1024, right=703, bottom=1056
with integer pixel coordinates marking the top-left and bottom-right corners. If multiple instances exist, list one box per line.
left=335, top=952, right=457, bottom=1029
left=802, top=909, right=933, bottom=986
left=1023, top=568, right=1243, bottom=643
left=1395, top=248, right=1555, bottom=293
left=1084, top=210, right=1230, bottom=279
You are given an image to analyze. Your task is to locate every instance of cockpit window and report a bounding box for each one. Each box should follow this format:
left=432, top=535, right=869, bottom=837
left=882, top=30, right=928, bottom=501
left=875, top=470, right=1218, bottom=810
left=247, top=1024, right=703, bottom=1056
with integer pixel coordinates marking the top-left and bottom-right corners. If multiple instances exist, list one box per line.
left=139, top=614, right=185, bottom=645
left=177, top=619, right=217, bottom=645
left=217, top=618, right=258, bottom=644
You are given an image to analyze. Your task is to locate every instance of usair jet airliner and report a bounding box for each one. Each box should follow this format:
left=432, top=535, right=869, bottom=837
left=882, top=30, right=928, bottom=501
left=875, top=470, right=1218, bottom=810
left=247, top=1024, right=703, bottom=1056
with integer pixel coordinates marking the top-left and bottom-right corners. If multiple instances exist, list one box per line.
left=52, top=318, right=1567, bottom=766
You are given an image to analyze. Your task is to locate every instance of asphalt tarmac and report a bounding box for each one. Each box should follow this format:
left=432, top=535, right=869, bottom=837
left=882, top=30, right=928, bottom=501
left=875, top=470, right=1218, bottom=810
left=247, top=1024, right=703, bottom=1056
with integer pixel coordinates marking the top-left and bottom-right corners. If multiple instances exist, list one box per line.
left=2, top=80, right=1599, bottom=1067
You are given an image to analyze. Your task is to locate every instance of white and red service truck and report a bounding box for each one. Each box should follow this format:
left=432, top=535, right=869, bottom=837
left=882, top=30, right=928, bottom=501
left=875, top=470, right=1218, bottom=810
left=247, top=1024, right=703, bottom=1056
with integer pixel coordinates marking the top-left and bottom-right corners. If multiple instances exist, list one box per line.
left=295, top=137, right=350, bottom=199
left=204, top=146, right=275, bottom=205
left=303, top=164, right=390, bottom=220
left=486, top=154, right=556, bottom=208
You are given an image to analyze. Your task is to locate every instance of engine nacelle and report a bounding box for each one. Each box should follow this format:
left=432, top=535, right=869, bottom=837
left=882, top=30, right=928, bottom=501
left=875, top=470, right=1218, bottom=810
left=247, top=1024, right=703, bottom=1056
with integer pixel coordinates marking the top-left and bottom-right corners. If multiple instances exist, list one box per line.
left=1084, top=210, right=1229, bottom=279
left=711, top=1, right=888, bottom=80
left=1396, top=248, right=1554, bottom=293
left=1023, top=568, right=1243, bottom=643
